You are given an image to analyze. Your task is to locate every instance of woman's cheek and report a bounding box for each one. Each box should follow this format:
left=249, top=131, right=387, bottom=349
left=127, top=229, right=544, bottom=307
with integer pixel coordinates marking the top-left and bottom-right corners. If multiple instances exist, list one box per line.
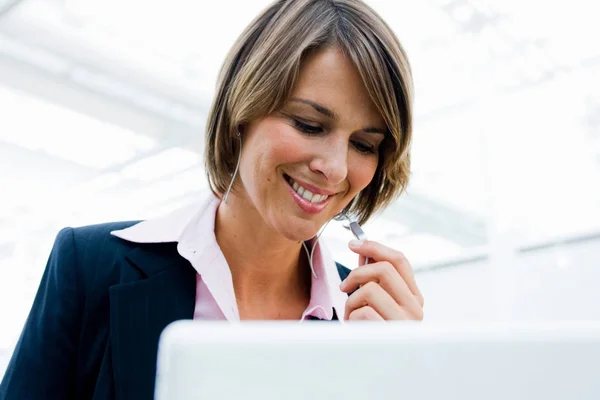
left=273, top=126, right=310, bottom=160
left=348, top=155, right=378, bottom=192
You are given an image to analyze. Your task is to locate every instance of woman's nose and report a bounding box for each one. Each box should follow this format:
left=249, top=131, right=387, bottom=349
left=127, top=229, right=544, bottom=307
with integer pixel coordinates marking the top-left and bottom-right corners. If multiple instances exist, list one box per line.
left=308, top=138, right=348, bottom=185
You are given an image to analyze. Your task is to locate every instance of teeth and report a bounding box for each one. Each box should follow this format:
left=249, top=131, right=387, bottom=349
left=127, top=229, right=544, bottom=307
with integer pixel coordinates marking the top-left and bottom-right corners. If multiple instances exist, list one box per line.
left=287, top=176, right=329, bottom=203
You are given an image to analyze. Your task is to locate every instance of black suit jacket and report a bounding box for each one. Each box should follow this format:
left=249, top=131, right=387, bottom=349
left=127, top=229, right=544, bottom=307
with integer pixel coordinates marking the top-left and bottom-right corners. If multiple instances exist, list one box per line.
left=0, top=222, right=351, bottom=400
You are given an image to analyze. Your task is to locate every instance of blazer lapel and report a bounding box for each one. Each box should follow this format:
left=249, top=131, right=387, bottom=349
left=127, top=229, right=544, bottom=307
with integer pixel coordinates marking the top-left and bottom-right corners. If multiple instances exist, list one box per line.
left=109, top=243, right=196, bottom=400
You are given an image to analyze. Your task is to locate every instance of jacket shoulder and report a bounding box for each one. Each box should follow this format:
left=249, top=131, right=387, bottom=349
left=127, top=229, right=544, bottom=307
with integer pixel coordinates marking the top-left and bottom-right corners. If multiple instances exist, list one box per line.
left=0, top=220, right=144, bottom=398
left=55, top=220, right=145, bottom=295
left=67, top=220, right=143, bottom=258
left=70, top=220, right=141, bottom=240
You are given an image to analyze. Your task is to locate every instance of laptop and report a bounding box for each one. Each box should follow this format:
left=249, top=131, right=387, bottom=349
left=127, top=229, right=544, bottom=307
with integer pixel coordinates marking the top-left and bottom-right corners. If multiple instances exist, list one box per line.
left=155, top=320, right=600, bottom=400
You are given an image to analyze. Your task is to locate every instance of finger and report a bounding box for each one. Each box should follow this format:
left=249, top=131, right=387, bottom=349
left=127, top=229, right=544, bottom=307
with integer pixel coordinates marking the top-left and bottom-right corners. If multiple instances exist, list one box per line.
left=345, top=281, right=404, bottom=320
left=347, top=306, right=384, bottom=321
left=349, top=240, right=422, bottom=299
left=340, top=262, right=422, bottom=316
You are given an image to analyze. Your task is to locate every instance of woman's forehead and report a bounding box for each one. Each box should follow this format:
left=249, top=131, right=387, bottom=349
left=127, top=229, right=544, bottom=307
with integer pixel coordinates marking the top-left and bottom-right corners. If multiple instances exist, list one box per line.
left=290, top=47, right=385, bottom=127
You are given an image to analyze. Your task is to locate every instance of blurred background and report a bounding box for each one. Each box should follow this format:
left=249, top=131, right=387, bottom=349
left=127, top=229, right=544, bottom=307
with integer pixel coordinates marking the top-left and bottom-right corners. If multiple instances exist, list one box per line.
left=0, top=0, right=599, bottom=377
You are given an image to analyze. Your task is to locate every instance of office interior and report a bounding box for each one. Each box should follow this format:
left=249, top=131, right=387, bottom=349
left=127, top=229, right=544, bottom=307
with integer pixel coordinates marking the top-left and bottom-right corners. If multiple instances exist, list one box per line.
left=0, top=0, right=599, bottom=379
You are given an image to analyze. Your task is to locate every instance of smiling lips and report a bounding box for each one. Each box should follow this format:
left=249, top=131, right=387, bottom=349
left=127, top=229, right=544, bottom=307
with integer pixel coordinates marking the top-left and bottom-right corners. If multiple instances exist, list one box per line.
left=284, top=174, right=335, bottom=214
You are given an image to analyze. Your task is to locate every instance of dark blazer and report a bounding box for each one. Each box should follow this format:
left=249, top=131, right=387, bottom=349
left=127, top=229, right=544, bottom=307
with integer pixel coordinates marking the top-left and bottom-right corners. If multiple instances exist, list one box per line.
left=0, top=221, right=351, bottom=400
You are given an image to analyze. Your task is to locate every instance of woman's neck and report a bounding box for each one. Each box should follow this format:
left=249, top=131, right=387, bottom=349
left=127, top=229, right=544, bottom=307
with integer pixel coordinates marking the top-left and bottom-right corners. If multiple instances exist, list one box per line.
left=214, top=193, right=311, bottom=317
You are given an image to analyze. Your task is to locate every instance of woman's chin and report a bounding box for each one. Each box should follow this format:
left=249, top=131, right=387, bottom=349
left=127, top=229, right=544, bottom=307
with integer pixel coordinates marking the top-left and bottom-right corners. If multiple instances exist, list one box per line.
left=281, top=229, right=318, bottom=243
left=275, top=219, right=321, bottom=243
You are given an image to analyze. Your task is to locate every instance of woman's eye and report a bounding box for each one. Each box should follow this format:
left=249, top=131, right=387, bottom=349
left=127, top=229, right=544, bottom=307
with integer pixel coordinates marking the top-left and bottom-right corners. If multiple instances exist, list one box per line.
left=352, top=140, right=376, bottom=154
left=293, top=119, right=323, bottom=135
left=291, top=117, right=376, bottom=154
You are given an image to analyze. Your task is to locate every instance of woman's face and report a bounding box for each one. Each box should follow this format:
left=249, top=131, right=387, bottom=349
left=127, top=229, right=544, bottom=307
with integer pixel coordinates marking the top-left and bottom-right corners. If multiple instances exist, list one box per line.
left=237, top=46, right=386, bottom=241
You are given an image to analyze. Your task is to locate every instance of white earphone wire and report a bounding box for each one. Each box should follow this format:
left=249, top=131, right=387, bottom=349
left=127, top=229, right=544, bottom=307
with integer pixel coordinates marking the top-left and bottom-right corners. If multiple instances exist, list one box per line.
left=302, top=218, right=332, bottom=279
left=222, top=132, right=242, bottom=204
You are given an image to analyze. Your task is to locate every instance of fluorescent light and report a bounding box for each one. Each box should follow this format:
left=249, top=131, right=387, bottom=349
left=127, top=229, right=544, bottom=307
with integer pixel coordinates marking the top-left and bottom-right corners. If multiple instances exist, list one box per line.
left=0, top=85, right=155, bottom=168
left=72, top=172, right=124, bottom=194
left=120, top=147, right=201, bottom=182
left=117, top=167, right=208, bottom=211
left=70, top=67, right=204, bottom=126
left=70, top=67, right=138, bottom=100
left=70, top=67, right=171, bottom=111
left=0, top=33, right=71, bottom=74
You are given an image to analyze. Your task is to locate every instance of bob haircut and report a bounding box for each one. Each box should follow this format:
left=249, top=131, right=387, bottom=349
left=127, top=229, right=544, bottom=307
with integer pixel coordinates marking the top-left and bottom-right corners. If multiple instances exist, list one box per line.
left=205, top=0, right=413, bottom=225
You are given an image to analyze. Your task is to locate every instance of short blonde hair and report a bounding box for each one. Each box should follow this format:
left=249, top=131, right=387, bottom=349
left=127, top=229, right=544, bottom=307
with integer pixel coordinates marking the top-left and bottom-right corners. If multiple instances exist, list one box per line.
left=205, top=0, right=413, bottom=225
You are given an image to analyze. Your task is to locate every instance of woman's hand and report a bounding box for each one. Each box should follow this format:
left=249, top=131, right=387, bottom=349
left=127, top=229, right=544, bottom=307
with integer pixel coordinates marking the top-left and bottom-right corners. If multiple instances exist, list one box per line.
left=339, top=240, right=424, bottom=321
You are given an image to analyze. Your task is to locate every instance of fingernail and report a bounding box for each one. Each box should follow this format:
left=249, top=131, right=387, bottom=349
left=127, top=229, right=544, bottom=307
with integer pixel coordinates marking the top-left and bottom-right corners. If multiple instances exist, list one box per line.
left=349, top=239, right=363, bottom=248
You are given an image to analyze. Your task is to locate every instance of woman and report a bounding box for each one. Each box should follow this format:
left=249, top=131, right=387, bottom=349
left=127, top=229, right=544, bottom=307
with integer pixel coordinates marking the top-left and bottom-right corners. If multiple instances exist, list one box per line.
left=0, top=0, right=423, bottom=399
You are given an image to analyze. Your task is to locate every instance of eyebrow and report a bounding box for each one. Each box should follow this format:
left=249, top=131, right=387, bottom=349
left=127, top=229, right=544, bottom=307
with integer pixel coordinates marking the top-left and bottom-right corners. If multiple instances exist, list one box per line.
left=289, top=97, right=387, bottom=135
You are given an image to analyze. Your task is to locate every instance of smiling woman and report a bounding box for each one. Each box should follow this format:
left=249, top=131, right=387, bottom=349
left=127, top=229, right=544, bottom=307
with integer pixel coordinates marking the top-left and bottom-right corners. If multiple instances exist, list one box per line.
left=206, top=0, right=413, bottom=226
left=224, top=47, right=386, bottom=242
left=0, top=1, right=422, bottom=399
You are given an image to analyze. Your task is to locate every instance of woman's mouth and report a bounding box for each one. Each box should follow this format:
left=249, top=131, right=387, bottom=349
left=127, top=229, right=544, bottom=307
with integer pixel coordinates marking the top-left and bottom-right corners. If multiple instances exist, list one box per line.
left=285, top=175, right=329, bottom=203
left=283, top=174, right=333, bottom=214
